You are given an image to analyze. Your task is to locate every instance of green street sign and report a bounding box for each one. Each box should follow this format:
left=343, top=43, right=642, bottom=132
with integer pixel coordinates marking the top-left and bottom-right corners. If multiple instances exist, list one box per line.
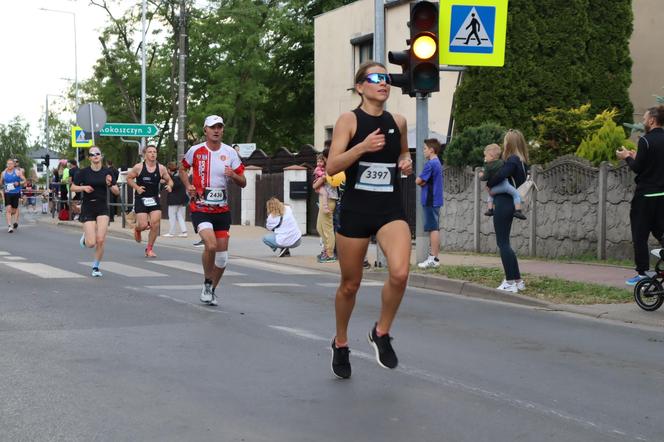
left=100, top=123, right=159, bottom=137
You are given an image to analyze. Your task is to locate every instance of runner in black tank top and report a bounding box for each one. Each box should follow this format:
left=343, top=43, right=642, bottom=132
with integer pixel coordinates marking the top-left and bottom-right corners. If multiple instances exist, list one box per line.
left=127, top=144, right=173, bottom=258
left=325, top=61, right=414, bottom=379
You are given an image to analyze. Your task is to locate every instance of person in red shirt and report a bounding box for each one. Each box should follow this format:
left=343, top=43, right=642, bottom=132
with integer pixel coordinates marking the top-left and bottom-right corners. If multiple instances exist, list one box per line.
left=180, top=115, right=246, bottom=306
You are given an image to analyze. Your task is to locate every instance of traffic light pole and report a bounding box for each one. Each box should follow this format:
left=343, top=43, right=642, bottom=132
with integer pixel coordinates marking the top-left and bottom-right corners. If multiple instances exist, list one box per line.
left=415, top=93, right=429, bottom=264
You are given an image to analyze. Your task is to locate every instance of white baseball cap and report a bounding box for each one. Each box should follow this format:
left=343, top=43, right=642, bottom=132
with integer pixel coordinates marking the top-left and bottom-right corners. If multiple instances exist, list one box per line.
left=204, top=115, right=224, bottom=128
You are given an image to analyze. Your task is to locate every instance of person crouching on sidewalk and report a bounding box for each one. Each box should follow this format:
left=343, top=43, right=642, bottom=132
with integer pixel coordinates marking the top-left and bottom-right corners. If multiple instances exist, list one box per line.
left=262, top=197, right=302, bottom=257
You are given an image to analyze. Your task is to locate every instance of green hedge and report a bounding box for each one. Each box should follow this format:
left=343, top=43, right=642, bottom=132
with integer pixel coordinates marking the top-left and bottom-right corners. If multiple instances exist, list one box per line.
left=453, top=0, right=633, bottom=138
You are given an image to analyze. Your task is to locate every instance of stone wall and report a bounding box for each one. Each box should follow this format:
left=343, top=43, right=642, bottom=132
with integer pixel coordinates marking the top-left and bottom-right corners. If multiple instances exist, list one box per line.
left=440, top=155, right=639, bottom=260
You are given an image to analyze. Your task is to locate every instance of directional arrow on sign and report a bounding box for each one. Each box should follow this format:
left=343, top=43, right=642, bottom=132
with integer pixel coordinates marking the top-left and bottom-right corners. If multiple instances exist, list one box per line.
left=99, top=123, right=159, bottom=137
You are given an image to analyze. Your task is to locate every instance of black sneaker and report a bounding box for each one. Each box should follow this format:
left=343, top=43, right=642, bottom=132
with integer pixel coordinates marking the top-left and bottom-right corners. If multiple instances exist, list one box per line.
left=368, top=323, right=398, bottom=369
left=484, top=208, right=494, bottom=217
left=513, top=209, right=527, bottom=220
left=363, top=259, right=371, bottom=269
left=193, top=239, right=205, bottom=247
left=278, top=247, right=290, bottom=257
left=12, top=222, right=18, bottom=229
left=330, top=339, right=351, bottom=379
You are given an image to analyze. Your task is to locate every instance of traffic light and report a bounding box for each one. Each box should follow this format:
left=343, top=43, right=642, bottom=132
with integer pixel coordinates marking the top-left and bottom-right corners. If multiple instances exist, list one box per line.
left=388, top=1, right=440, bottom=97
left=410, top=1, right=439, bottom=94
left=388, top=50, right=411, bottom=96
left=43, top=153, right=50, bottom=166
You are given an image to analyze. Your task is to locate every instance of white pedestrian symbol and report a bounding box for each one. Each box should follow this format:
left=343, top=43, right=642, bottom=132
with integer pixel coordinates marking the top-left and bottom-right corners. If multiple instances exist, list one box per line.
left=450, top=7, right=493, bottom=48
left=76, top=131, right=87, bottom=142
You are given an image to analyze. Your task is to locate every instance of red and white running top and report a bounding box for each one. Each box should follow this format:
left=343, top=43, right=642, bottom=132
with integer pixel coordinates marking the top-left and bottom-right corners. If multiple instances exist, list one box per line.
left=182, top=142, right=245, bottom=213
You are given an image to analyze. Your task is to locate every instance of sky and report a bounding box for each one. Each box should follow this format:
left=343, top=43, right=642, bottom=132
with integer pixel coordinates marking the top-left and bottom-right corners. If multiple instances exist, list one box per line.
left=0, top=0, right=136, bottom=141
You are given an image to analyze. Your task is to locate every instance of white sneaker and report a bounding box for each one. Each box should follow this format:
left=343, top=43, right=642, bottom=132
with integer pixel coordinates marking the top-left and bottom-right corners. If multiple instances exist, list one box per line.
left=496, top=280, right=518, bottom=293
left=91, top=267, right=103, bottom=277
left=200, top=283, right=213, bottom=304
left=177, top=232, right=188, bottom=237
left=162, top=233, right=174, bottom=237
left=417, top=256, right=440, bottom=269
left=209, top=292, right=218, bottom=306
left=516, top=280, right=526, bottom=291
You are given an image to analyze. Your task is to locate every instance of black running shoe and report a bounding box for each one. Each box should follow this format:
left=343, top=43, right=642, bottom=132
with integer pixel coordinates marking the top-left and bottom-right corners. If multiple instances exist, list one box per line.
left=330, top=339, right=351, bottom=379
left=13, top=222, right=18, bottom=229
left=368, top=323, right=398, bottom=369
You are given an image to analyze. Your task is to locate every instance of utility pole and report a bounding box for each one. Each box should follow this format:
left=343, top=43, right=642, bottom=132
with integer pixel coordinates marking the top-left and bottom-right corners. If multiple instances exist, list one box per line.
left=177, top=0, right=188, bottom=161
left=141, top=0, right=147, bottom=156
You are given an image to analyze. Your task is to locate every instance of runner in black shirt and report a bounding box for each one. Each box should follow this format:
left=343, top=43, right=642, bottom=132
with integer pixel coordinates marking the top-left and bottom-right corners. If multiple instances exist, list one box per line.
left=71, top=146, right=120, bottom=277
left=326, top=61, right=413, bottom=379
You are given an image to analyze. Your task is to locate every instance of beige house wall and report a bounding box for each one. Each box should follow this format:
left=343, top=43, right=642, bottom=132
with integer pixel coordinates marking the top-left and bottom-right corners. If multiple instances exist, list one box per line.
left=629, top=0, right=664, bottom=120
left=315, top=0, right=662, bottom=149
left=314, top=0, right=458, bottom=150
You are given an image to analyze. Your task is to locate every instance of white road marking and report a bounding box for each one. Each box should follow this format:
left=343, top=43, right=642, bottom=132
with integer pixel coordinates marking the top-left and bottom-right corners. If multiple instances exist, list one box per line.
left=234, top=283, right=303, bottom=288
left=316, top=280, right=384, bottom=288
left=148, top=260, right=244, bottom=276
left=0, top=251, right=10, bottom=256
left=124, top=286, right=228, bottom=314
left=2, top=256, right=27, bottom=261
left=232, top=258, right=323, bottom=275
left=144, top=285, right=202, bottom=291
left=79, top=261, right=167, bottom=278
left=3, top=262, right=84, bottom=279
left=269, top=325, right=650, bottom=442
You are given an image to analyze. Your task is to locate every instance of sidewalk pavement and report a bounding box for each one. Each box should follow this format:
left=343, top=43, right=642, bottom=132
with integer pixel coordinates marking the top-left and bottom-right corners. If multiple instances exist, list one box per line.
left=41, top=214, right=664, bottom=330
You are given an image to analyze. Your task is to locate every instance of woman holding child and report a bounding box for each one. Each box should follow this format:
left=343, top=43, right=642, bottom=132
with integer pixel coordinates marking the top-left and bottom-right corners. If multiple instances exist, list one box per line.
left=485, top=129, right=529, bottom=293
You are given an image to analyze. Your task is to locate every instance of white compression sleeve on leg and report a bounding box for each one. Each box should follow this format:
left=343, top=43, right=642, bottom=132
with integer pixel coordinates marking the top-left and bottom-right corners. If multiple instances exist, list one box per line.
left=215, top=251, right=228, bottom=269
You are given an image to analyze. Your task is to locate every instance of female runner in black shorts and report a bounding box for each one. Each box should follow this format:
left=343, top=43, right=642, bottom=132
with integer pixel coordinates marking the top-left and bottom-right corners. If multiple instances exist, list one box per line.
left=71, top=146, right=120, bottom=277
left=326, top=61, right=413, bottom=379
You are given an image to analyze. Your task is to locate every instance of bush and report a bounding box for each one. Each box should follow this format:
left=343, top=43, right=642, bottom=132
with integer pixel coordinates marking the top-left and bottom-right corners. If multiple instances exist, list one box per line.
left=444, top=122, right=506, bottom=168
left=576, top=118, right=635, bottom=166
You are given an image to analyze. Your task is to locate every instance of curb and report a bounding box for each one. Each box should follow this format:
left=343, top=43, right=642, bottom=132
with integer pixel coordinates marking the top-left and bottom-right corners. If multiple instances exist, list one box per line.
left=363, top=272, right=550, bottom=308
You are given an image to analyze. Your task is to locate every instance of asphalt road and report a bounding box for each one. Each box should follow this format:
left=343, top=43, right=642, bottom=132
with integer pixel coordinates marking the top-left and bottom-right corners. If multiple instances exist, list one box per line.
left=0, top=218, right=663, bottom=441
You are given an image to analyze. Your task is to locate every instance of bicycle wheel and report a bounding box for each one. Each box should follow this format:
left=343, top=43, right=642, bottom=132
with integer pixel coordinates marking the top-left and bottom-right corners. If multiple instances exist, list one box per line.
left=634, top=278, right=664, bottom=311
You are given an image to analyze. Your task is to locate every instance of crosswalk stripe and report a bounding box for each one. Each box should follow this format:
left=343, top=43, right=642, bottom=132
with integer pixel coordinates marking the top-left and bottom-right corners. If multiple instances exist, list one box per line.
left=148, top=260, right=245, bottom=276
left=145, top=285, right=201, bottom=291
left=234, top=283, right=303, bottom=287
left=2, top=256, right=27, bottom=261
left=3, top=262, right=84, bottom=279
left=316, top=280, right=384, bottom=288
left=231, top=258, right=323, bottom=275
left=0, top=251, right=10, bottom=256
left=79, top=262, right=167, bottom=278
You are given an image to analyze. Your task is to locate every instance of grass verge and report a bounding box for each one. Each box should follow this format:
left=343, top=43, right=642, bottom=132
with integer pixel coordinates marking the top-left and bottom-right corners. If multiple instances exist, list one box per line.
left=414, top=265, right=632, bottom=305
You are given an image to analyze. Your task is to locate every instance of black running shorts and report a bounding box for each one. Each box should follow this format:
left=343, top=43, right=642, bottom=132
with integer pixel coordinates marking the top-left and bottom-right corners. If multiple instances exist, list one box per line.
left=191, top=211, right=231, bottom=238
left=4, top=193, right=19, bottom=209
left=134, top=195, right=162, bottom=214
left=79, top=199, right=109, bottom=223
left=337, top=208, right=408, bottom=238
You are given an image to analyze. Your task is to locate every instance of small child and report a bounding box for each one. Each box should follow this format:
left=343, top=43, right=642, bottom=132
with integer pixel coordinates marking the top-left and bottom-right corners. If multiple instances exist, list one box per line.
left=314, top=153, right=330, bottom=214
left=481, top=144, right=526, bottom=220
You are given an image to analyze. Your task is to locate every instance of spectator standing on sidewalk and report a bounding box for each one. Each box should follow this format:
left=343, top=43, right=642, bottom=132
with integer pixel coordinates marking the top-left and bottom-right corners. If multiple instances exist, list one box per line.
left=416, top=138, right=444, bottom=269
left=312, top=148, right=339, bottom=263
left=617, top=105, right=664, bottom=285
left=262, top=197, right=302, bottom=257
left=164, top=161, right=189, bottom=237
left=485, top=129, right=529, bottom=293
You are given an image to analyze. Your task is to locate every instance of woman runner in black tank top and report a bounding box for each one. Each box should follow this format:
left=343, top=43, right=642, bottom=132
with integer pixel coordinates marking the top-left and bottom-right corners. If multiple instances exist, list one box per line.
left=127, top=144, right=173, bottom=258
left=325, top=61, right=413, bottom=379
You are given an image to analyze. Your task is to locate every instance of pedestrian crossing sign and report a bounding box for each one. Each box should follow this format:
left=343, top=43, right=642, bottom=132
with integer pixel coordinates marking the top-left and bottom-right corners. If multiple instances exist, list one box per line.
left=71, top=125, right=93, bottom=148
left=439, top=0, right=508, bottom=67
